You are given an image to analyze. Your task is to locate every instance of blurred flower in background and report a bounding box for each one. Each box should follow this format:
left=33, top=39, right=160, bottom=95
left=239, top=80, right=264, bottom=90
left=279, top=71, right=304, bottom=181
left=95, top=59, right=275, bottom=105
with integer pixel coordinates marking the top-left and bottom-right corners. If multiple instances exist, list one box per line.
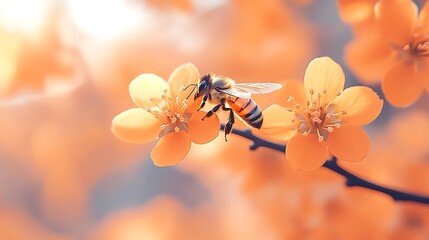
left=0, top=0, right=79, bottom=98
left=0, top=0, right=428, bottom=239
left=344, top=0, right=429, bottom=107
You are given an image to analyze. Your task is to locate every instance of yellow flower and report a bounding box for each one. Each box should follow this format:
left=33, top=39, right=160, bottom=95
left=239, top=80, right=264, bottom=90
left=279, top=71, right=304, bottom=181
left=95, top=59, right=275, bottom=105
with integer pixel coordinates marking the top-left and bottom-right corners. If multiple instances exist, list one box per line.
left=260, top=57, right=383, bottom=171
left=111, top=63, right=220, bottom=166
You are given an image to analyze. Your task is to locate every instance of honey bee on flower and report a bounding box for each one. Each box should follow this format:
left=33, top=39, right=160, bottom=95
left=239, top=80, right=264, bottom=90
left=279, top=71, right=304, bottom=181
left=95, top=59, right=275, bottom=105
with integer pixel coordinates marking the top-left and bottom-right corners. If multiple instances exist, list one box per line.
left=192, top=73, right=282, bottom=141
left=111, top=63, right=220, bottom=167
left=260, top=57, right=383, bottom=171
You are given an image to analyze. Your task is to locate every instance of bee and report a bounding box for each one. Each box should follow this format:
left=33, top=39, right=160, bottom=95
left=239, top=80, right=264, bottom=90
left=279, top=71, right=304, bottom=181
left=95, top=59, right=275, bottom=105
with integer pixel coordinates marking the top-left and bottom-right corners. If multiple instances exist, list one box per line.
left=191, top=73, right=282, bottom=141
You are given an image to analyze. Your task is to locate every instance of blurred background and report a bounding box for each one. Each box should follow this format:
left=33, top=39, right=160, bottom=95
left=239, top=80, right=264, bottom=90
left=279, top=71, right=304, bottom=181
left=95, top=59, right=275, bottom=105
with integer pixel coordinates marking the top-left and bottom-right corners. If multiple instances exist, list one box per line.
left=0, top=0, right=429, bottom=239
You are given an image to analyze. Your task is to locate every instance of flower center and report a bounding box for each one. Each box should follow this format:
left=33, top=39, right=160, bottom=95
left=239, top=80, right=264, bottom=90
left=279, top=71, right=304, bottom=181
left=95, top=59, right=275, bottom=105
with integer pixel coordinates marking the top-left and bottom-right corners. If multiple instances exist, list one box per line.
left=286, top=88, right=346, bottom=142
left=145, top=87, right=191, bottom=137
left=403, top=33, right=429, bottom=58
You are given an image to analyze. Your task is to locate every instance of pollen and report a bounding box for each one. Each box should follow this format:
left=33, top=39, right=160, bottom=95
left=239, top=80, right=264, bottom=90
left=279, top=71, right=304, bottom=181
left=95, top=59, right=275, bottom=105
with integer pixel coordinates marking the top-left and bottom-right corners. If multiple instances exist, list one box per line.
left=403, top=33, right=429, bottom=58
left=146, top=86, right=192, bottom=137
left=287, top=88, right=346, bottom=142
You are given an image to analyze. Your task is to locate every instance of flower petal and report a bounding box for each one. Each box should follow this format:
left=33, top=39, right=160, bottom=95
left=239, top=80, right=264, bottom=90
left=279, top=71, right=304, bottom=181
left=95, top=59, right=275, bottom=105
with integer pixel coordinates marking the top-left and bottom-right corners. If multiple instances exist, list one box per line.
left=332, top=86, right=383, bottom=126
left=338, top=0, right=374, bottom=24
left=286, top=134, right=329, bottom=171
left=151, top=131, right=191, bottom=167
left=345, top=34, right=396, bottom=84
left=304, top=57, right=345, bottom=105
left=281, top=81, right=308, bottom=108
left=186, top=96, right=203, bottom=113
left=328, top=126, right=369, bottom=162
left=390, top=110, right=429, bottom=156
left=374, top=0, right=417, bottom=46
left=260, top=104, right=297, bottom=141
left=187, top=111, right=220, bottom=144
left=381, top=60, right=424, bottom=107
left=418, top=3, right=429, bottom=30
left=129, top=73, right=168, bottom=109
left=111, top=108, right=161, bottom=143
left=168, top=63, right=200, bottom=107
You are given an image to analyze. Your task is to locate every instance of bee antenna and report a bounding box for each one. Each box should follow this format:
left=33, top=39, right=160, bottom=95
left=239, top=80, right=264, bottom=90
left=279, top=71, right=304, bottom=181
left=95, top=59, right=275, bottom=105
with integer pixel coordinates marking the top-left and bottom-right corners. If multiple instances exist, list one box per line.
left=184, top=84, right=197, bottom=100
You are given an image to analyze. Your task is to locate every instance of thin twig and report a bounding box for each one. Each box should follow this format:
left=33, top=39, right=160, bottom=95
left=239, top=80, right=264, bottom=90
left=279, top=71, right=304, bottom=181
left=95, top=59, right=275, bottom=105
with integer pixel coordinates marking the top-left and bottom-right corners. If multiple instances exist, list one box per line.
left=222, top=124, right=429, bottom=205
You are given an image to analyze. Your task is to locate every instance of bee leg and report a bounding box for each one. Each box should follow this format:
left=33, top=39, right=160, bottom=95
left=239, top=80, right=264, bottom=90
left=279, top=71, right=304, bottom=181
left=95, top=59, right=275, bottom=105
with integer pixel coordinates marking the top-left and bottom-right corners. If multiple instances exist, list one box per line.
left=222, top=104, right=234, bottom=142
left=197, top=94, right=209, bottom=111
left=202, top=104, right=222, bottom=120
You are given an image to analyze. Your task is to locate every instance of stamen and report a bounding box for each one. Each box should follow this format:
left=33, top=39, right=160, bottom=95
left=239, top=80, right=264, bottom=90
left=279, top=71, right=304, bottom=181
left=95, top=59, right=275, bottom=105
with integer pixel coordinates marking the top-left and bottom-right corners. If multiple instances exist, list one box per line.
left=179, top=85, right=184, bottom=92
left=146, top=87, right=195, bottom=137
left=162, top=90, right=172, bottom=109
left=312, top=117, right=322, bottom=124
left=287, top=96, right=295, bottom=103
left=180, top=104, right=188, bottom=113
left=316, top=129, right=324, bottom=142
left=312, top=111, right=320, bottom=117
left=406, top=34, right=429, bottom=56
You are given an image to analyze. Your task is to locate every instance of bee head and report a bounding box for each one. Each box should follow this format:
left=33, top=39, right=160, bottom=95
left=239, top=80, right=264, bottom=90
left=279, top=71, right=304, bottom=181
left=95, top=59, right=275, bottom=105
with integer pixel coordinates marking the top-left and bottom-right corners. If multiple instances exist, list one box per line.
left=194, top=73, right=211, bottom=100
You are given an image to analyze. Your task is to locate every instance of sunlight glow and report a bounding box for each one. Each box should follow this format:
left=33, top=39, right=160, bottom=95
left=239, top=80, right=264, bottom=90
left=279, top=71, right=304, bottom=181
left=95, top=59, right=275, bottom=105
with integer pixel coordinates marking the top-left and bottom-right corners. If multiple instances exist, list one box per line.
left=0, top=0, right=49, bottom=35
left=66, top=0, right=148, bottom=39
left=191, top=0, right=227, bottom=12
left=0, top=34, right=18, bottom=96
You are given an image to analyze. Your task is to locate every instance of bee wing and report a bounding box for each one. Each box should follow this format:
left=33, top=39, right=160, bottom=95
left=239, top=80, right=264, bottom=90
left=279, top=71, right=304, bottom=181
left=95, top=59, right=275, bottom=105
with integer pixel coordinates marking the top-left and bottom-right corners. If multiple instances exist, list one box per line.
left=218, top=88, right=252, bottom=98
left=234, top=83, right=283, bottom=94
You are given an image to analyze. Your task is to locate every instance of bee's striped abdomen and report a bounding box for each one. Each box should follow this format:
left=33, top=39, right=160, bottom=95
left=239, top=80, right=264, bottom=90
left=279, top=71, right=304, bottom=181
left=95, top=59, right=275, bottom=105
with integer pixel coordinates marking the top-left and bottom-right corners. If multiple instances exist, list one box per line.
left=227, top=97, right=263, bottom=129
